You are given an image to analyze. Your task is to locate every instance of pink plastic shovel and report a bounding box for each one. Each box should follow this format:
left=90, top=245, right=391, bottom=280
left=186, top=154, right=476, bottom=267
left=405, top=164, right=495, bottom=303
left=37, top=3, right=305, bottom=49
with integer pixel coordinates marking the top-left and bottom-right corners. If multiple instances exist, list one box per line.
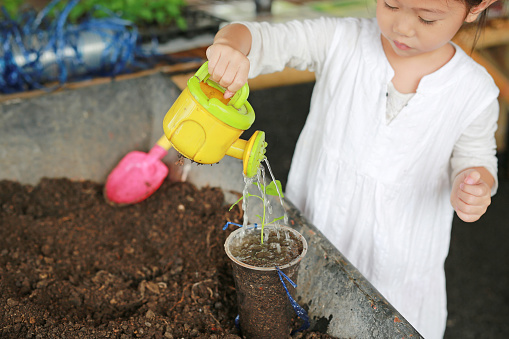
left=104, top=135, right=172, bottom=205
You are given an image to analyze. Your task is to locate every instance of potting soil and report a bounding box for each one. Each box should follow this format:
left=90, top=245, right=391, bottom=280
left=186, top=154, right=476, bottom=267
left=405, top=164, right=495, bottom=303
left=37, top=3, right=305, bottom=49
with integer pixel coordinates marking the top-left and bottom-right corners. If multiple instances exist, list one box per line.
left=228, top=227, right=303, bottom=267
left=0, top=178, right=335, bottom=338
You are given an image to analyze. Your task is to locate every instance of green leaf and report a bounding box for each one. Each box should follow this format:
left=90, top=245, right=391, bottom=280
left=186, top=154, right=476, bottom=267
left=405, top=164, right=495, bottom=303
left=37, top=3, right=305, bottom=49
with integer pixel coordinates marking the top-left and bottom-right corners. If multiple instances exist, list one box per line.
left=176, top=16, right=187, bottom=30
left=270, top=216, right=285, bottom=223
left=166, top=5, right=181, bottom=17
left=138, top=8, right=154, bottom=21
left=125, top=0, right=137, bottom=7
left=3, top=0, right=23, bottom=19
left=154, top=11, right=166, bottom=25
left=265, top=180, right=284, bottom=198
left=229, top=196, right=244, bottom=211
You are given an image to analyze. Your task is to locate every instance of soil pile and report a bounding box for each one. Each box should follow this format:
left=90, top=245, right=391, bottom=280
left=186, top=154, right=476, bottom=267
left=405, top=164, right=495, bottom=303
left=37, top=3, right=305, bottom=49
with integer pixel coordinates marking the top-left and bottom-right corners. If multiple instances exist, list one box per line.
left=0, top=178, right=332, bottom=338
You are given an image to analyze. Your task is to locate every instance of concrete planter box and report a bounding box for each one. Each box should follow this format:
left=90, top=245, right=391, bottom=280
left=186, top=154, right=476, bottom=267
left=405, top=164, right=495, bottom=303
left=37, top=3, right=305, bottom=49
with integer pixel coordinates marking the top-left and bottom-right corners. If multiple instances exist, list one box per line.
left=0, top=72, right=422, bottom=338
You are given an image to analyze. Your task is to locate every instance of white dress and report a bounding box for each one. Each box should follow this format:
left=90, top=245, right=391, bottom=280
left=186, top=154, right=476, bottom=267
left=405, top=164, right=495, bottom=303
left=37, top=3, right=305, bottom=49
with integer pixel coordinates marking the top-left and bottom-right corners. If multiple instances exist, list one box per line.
left=242, top=17, right=499, bottom=339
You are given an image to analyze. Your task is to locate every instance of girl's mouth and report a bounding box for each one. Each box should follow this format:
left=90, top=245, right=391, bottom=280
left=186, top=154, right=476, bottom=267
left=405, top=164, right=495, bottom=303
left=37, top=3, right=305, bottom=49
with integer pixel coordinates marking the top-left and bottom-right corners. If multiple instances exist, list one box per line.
left=393, top=40, right=410, bottom=50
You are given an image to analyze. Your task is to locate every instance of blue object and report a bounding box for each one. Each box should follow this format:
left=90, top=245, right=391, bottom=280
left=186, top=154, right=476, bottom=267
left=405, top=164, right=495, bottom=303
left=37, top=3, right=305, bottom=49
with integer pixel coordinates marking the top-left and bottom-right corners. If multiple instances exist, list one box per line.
left=276, top=265, right=310, bottom=334
left=0, top=0, right=164, bottom=94
left=222, top=221, right=258, bottom=230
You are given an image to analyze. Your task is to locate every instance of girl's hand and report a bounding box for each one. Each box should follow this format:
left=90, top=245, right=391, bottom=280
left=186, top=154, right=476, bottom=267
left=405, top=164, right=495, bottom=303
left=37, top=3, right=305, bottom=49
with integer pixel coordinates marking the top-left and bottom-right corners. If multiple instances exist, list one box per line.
left=450, top=169, right=492, bottom=222
left=206, top=43, right=250, bottom=99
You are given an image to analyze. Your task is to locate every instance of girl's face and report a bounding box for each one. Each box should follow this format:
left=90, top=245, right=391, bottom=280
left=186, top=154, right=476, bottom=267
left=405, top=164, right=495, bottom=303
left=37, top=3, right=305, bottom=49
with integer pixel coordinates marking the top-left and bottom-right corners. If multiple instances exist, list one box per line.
left=376, top=0, right=472, bottom=57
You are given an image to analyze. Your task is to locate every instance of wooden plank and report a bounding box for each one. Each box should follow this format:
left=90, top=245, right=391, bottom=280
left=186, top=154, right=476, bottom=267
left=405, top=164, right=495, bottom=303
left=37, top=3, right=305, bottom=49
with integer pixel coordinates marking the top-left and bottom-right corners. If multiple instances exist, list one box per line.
left=248, top=68, right=315, bottom=90
left=453, top=18, right=509, bottom=152
left=453, top=18, right=509, bottom=50
left=496, top=99, right=508, bottom=153
left=0, top=61, right=203, bottom=104
left=473, top=50, right=509, bottom=102
left=470, top=51, right=509, bottom=152
left=171, top=67, right=315, bottom=92
left=171, top=73, right=192, bottom=90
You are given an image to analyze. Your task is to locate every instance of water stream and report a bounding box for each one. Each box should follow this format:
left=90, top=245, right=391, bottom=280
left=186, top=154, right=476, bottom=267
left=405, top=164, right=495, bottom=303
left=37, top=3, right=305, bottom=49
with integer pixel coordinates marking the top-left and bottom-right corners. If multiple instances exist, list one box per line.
left=264, top=158, right=288, bottom=225
left=240, top=158, right=287, bottom=230
left=231, top=158, right=298, bottom=266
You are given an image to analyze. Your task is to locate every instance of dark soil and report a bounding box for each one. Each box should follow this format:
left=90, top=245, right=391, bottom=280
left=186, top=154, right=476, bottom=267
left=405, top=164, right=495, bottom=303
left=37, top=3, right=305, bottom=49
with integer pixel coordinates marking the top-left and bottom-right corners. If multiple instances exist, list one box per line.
left=0, top=178, right=333, bottom=339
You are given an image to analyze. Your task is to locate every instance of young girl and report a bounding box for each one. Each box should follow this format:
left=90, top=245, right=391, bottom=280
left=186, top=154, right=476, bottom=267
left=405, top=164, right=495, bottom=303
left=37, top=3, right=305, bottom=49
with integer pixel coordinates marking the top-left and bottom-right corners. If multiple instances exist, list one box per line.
left=206, top=0, right=499, bottom=337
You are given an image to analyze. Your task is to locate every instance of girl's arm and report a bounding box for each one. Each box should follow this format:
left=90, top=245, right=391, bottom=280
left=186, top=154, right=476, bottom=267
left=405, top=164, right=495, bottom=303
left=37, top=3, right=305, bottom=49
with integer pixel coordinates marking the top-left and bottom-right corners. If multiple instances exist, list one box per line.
left=206, top=23, right=252, bottom=98
left=450, top=167, right=495, bottom=223
left=450, top=97, right=498, bottom=223
left=206, top=17, right=340, bottom=99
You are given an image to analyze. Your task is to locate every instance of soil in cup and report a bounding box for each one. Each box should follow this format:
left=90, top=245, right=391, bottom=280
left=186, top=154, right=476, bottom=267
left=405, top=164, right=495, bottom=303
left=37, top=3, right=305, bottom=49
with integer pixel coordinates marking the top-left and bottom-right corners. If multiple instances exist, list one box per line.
left=229, top=227, right=303, bottom=267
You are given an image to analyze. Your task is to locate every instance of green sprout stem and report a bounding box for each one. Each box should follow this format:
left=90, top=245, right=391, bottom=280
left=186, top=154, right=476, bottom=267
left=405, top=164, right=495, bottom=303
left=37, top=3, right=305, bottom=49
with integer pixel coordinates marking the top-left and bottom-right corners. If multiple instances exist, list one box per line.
left=229, top=180, right=284, bottom=244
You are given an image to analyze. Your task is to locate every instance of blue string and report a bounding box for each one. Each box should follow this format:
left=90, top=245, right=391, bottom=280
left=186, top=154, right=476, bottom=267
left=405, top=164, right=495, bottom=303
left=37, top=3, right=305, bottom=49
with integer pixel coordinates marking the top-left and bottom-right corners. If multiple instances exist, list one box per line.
left=222, top=221, right=259, bottom=231
left=0, top=0, right=180, bottom=94
left=275, top=266, right=310, bottom=334
left=234, top=314, right=240, bottom=330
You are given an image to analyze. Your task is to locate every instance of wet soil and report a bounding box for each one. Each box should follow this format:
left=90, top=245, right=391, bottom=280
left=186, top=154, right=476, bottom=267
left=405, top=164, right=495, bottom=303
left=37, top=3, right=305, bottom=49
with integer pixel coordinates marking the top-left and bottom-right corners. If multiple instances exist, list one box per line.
left=228, top=227, right=303, bottom=268
left=0, top=178, right=332, bottom=339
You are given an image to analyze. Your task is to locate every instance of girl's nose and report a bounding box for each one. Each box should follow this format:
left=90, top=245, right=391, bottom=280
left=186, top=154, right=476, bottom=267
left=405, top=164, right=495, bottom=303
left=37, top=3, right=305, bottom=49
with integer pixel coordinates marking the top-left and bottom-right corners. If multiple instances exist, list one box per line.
left=393, top=16, right=415, bottom=37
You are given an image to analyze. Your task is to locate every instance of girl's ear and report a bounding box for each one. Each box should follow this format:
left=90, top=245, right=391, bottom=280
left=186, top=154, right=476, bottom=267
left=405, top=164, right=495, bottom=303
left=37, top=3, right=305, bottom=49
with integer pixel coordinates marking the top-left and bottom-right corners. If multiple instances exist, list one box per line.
left=465, top=0, right=498, bottom=23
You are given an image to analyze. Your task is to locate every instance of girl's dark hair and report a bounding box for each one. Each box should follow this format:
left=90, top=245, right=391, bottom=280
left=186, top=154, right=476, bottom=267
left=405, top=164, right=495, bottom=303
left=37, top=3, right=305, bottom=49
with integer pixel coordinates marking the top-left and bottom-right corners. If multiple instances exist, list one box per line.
left=462, top=0, right=491, bottom=51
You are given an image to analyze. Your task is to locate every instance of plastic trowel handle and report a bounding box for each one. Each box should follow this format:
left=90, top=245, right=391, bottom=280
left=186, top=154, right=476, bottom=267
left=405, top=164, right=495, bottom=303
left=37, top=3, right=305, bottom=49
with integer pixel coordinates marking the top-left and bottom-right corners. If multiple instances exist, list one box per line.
left=154, top=135, right=172, bottom=153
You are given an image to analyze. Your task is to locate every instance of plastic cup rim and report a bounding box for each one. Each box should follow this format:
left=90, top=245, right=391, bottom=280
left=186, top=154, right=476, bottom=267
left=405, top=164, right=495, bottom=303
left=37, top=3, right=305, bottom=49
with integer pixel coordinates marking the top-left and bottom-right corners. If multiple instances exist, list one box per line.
left=224, top=224, right=308, bottom=272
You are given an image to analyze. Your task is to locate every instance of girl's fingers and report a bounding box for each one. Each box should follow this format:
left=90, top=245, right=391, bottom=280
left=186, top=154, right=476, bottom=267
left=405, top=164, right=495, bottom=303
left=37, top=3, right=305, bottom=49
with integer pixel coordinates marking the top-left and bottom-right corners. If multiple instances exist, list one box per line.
left=224, top=90, right=235, bottom=99
left=456, top=188, right=490, bottom=206
left=225, top=69, right=248, bottom=95
left=460, top=181, right=488, bottom=197
left=219, top=71, right=235, bottom=89
left=210, top=61, right=228, bottom=84
left=456, top=200, right=488, bottom=221
left=452, top=170, right=491, bottom=223
left=455, top=209, right=481, bottom=223
left=206, top=44, right=250, bottom=99
left=206, top=46, right=221, bottom=73
left=464, top=170, right=481, bottom=185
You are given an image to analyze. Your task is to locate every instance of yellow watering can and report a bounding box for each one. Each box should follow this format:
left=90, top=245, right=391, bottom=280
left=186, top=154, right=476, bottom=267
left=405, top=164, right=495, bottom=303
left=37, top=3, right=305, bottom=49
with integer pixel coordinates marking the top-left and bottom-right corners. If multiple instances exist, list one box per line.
left=163, top=61, right=267, bottom=178
left=105, top=62, right=267, bottom=205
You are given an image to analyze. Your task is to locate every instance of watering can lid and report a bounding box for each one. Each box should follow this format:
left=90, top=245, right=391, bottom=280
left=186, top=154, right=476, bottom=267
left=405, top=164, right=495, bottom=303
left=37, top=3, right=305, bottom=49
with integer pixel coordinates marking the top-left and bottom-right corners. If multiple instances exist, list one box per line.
left=187, top=62, right=255, bottom=131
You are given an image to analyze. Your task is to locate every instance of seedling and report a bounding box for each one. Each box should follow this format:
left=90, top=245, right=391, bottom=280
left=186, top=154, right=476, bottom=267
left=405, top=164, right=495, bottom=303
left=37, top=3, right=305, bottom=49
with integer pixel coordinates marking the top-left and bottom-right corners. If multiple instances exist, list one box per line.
left=229, top=180, right=285, bottom=244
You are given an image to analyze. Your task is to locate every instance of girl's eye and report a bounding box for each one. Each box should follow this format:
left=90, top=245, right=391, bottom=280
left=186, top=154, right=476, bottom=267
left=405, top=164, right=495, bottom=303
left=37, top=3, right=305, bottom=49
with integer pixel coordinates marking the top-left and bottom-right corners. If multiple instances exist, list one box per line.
left=419, top=17, right=436, bottom=25
left=384, top=2, right=398, bottom=10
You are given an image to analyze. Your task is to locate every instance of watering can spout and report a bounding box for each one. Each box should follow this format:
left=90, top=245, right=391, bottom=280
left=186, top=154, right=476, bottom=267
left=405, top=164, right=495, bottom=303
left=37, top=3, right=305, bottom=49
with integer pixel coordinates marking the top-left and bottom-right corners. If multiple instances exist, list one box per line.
left=225, top=131, right=267, bottom=178
left=162, top=62, right=267, bottom=177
